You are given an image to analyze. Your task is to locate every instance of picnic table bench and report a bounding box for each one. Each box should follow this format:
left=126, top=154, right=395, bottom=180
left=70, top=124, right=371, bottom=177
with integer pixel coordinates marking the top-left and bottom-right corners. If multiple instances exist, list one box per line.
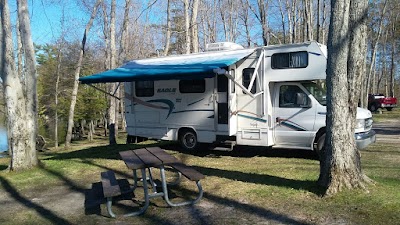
left=101, top=147, right=205, bottom=218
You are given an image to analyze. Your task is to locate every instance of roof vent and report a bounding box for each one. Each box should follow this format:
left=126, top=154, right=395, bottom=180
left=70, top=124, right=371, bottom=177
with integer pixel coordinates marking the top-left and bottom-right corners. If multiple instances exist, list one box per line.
left=205, top=42, right=244, bottom=51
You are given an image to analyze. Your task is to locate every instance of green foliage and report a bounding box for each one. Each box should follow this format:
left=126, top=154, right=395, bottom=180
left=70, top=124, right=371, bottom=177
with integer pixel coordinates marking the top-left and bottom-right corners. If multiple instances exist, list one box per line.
left=36, top=41, right=106, bottom=144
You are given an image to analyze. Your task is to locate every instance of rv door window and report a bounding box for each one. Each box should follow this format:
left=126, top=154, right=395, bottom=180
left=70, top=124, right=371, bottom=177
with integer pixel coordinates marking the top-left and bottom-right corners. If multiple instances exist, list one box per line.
left=179, top=79, right=205, bottom=93
left=271, top=51, right=308, bottom=69
left=242, top=68, right=256, bottom=94
left=135, top=81, right=154, bottom=97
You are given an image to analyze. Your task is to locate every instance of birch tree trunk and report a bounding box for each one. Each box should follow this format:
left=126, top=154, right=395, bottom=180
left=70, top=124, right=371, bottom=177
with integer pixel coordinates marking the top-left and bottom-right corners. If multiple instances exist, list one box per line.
left=1, top=0, right=37, bottom=170
left=318, top=0, right=371, bottom=196
left=184, top=0, right=191, bottom=54
left=65, top=0, right=102, bottom=149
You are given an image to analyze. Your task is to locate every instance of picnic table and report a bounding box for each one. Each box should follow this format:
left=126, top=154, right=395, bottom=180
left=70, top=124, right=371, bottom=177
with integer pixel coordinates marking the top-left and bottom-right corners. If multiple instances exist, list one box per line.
left=102, top=147, right=205, bottom=217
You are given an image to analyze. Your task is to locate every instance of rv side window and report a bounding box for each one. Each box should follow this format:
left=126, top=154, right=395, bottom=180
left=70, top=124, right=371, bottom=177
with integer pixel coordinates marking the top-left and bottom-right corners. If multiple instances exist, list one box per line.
left=271, top=51, right=308, bottom=69
left=135, top=81, right=154, bottom=97
left=242, top=68, right=256, bottom=94
left=279, top=85, right=310, bottom=108
left=179, top=79, right=205, bottom=93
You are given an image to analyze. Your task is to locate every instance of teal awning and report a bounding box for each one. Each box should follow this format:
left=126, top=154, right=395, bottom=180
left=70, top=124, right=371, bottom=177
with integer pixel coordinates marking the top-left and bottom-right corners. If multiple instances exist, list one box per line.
left=79, top=49, right=254, bottom=84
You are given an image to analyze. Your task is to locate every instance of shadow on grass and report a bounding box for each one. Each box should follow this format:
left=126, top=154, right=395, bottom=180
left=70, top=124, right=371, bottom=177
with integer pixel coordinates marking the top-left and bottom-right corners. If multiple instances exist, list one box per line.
left=0, top=176, right=72, bottom=225
left=164, top=143, right=319, bottom=160
left=0, top=165, right=8, bottom=171
left=193, top=165, right=324, bottom=196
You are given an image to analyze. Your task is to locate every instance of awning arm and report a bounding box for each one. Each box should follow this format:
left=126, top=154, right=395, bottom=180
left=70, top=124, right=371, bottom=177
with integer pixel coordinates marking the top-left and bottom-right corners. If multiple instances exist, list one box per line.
left=214, top=68, right=263, bottom=98
left=86, top=83, right=121, bottom=100
left=248, top=50, right=264, bottom=93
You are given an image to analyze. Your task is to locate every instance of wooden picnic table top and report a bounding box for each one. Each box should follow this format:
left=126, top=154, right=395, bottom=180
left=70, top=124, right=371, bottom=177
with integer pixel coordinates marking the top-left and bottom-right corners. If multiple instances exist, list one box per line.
left=119, top=147, right=180, bottom=170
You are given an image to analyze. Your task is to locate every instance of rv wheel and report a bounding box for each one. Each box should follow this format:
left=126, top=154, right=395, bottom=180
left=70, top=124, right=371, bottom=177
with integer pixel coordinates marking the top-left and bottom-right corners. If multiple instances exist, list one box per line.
left=315, top=133, right=326, bottom=160
left=179, top=130, right=198, bottom=151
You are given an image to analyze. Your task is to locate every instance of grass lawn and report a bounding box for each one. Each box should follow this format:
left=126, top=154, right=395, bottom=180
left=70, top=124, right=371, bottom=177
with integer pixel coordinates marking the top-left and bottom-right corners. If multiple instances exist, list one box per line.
left=0, top=114, right=399, bottom=224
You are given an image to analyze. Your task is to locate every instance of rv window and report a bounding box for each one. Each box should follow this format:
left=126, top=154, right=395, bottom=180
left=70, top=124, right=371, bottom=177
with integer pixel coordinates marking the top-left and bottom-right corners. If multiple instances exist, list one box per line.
left=135, top=81, right=154, bottom=97
left=279, top=85, right=310, bottom=108
left=242, top=68, right=256, bottom=94
left=179, top=79, right=205, bottom=93
left=271, top=51, right=308, bottom=69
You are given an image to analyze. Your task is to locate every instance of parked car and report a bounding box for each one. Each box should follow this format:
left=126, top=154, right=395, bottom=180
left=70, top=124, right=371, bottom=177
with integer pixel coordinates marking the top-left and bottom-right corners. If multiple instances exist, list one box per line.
left=368, top=94, right=397, bottom=112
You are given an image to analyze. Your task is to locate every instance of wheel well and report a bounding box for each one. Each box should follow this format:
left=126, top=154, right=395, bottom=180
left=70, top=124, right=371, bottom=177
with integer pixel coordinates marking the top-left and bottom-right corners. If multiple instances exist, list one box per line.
left=314, top=127, right=326, bottom=145
left=178, top=127, right=196, bottom=139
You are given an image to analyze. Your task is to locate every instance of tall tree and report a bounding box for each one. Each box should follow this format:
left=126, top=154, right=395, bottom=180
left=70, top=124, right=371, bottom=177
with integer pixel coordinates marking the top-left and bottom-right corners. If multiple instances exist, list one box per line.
left=65, top=0, right=102, bottom=149
left=318, top=0, right=371, bottom=196
left=108, top=0, right=118, bottom=145
left=1, top=0, right=38, bottom=170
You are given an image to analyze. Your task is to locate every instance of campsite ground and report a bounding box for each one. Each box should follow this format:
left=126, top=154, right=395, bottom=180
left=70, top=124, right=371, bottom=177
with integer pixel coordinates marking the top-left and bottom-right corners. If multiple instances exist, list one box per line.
left=0, top=110, right=399, bottom=225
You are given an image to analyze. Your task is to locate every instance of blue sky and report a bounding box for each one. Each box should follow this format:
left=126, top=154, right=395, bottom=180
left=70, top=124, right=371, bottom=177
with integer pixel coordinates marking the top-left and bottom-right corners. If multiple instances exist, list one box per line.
left=8, top=0, right=91, bottom=45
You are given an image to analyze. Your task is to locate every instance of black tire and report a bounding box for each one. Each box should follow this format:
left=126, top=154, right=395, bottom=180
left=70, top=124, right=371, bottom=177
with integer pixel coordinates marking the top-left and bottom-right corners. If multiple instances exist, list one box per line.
left=370, top=104, right=377, bottom=112
left=315, top=133, right=326, bottom=160
left=386, top=107, right=393, bottom=111
left=179, top=129, right=198, bottom=151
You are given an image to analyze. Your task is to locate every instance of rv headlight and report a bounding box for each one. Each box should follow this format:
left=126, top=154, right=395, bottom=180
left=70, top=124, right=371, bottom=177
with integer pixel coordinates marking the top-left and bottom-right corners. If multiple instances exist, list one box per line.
left=356, top=119, right=365, bottom=129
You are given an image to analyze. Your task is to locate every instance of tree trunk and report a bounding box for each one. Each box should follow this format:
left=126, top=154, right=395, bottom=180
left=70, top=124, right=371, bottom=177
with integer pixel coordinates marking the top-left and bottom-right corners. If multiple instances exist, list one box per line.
left=65, top=0, right=102, bottom=149
left=119, top=0, right=131, bottom=64
left=366, top=0, right=387, bottom=96
left=164, top=0, right=171, bottom=56
left=191, top=0, right=199, bottom=52
left=17, top=0, right=38, bottom=168
left=184, top=0, right=191, bottom=54
left=108, top=0, right=117, bottom=145
left=1, top=0, right=37, bottom=171
left=319, top=0, right=371, bottom=196
left=54, top=46, right=62, bottom=150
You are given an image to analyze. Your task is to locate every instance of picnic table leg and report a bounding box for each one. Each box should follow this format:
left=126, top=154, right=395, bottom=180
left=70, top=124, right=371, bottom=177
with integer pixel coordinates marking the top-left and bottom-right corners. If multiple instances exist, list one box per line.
left=124, top=168, right=150, bottom=217
left=147, top=168, right=158, bottom=193
left=159, top=166, right=204, bottom=207
left=106, top=197, right=117, bottom=218
left=132, top=169, right=138, bottom=190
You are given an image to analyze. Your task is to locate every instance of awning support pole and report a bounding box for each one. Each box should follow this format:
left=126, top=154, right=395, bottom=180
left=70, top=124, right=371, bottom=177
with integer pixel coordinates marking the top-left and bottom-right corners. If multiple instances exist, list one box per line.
left=87, top=83, right=121, bottom=100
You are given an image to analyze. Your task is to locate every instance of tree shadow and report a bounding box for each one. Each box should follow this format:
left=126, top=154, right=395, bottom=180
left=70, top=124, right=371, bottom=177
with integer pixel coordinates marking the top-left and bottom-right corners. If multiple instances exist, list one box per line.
left=192, top=165, right=324, bottom=196
left=164, top=143, right=319, bottom=160
left=0, top=176, right=72, bottom=225
left=0, top=165, right=8, bottom=171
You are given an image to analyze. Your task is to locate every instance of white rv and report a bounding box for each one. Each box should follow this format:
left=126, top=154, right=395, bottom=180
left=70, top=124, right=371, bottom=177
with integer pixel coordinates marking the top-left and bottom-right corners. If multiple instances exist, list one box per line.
left=80, top=41, right=376, bottom=154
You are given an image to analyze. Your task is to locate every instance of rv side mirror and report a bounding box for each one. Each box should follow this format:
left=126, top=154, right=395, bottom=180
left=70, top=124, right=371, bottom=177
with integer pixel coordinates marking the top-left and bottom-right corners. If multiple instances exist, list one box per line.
left=296, top=92, right=311, bottom=108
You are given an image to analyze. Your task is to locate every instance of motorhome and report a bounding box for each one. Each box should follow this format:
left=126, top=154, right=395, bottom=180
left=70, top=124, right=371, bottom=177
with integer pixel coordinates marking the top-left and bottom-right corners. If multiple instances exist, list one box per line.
left=80, top=41, right=376, bottom=154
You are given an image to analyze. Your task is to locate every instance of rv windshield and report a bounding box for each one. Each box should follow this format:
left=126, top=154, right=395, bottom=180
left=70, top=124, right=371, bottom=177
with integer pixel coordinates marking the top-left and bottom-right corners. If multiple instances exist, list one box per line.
left=302, top=81, right=327, bottom=106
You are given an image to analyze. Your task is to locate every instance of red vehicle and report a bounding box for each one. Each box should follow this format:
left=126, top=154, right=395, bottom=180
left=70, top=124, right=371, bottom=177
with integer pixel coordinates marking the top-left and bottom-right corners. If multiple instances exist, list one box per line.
left=368, top=94, right=397, bottom=112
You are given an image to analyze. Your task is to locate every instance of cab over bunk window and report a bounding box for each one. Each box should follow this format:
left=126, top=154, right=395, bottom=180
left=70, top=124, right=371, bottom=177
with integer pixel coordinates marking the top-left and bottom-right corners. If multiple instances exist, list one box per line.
left=179, top=79, right=205, bottom=93
left=271, top=51, right=308, bottom=69
left=135, top=81, right=154, bottom=97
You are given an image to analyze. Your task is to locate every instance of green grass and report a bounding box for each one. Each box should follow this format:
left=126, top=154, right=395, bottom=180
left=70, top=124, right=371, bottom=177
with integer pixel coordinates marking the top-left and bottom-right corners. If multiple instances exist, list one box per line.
left=371, top=107, right=400, bottom=122
left=0, top=130, right=399, bottom=224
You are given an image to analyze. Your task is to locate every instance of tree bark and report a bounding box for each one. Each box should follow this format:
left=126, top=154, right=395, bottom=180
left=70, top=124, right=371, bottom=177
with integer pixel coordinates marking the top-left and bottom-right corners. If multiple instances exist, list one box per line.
left=319, top=0, right=371, bottom=196
left=65, top=0, right=102, bottom=149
